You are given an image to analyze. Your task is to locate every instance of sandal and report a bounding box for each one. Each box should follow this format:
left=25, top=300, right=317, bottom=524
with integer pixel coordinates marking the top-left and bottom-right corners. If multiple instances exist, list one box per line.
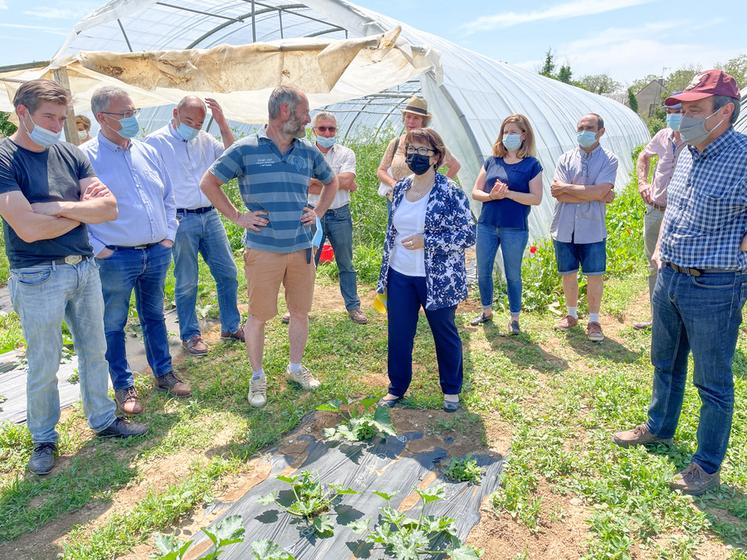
left=470, top=313, right=493, bottom=326
left=443, top=400, right=461, bottom=413
left=378, top=395, right=403, bottom=408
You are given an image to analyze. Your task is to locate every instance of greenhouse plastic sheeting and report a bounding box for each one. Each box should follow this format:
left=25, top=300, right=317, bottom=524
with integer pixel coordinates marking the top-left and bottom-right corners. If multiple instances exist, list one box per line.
left=186, top=417, right=503, bottom=559
left=736, top=86, right=747, bottom=134
left=14, top=0, right=650, bottom=240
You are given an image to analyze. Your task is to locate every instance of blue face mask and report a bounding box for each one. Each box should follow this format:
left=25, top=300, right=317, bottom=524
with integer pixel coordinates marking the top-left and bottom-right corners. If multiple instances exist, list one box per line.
left=678, top=109, right=724, bottom=145
left=117, top=115, right=140, bottom=139
left=312, top=216, right=323, bottom=249
left=176, top=122, right=199, bottom=142
left=502, top=133, right=522, bottom=152
left=406, top=153, right=432, bottom=175
left=577, top=130, right=598, bottom=149
left=666, top=113, right=682, bottom=131
left=23, top=115, right=61, bottom=148
left=316, top=135, right=336, bottom=149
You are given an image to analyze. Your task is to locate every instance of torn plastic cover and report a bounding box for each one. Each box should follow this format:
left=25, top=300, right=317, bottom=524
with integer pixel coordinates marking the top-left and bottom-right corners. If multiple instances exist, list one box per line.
left=190, top=421, right=504, bottom=559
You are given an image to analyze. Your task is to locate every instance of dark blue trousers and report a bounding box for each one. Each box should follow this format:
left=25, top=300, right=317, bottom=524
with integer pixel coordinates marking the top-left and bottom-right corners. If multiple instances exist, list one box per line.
left=387, top=268, right=463, bottom=397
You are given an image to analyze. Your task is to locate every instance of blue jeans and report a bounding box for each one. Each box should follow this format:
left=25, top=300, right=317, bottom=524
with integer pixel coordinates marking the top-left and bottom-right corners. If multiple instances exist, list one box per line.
left=646, top=265, right=747, bottom=474
left=476, top=224, right=528, bottom=313
left=387, top=269, right=463, bottom=396
left=315, top=204, right=360, bottom=310
left=553, top=239, right=606, bottom=276
left=97, top=244, right=173, bottom=390
left=9, top=259, right=117, bottom=444
left=174, top=209, right=240, bottom=340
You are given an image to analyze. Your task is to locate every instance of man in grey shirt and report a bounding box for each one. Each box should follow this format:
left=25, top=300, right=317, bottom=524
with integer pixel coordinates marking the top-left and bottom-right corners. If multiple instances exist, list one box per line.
left=550, top=113, right=618, bottom=342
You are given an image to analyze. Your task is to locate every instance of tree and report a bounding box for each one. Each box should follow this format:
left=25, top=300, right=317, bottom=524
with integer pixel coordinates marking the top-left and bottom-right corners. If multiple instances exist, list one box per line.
left=718, top=54, right=747, bottom=88
left=0, top=112, right=16, bottom=137
left=557, top=64, right=573, bottom=84
left=629, top=74, right=660, bottom=95
left=578, top=74, right=621, bottom=95
left=627, top=88, right=638, bottom=113
left=540, top=49, right=555, bottom=78
left=664, top=67, right=700, bottom=98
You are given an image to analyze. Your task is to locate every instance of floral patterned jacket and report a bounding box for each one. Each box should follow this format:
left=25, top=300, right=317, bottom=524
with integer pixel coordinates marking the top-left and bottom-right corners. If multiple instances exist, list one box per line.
left=377, top=173, right=476, bottom=310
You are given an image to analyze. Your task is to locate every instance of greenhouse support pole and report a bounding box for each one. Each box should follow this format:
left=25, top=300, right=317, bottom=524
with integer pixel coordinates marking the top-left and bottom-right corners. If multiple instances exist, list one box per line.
left=53, top=68, right=79, bottom=145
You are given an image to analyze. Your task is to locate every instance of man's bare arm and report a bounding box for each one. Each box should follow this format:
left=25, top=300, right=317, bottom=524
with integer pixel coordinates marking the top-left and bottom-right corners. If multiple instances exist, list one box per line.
left=31, top=177, right=118, bottom=224
left=1, top=191, right=80, bottom=242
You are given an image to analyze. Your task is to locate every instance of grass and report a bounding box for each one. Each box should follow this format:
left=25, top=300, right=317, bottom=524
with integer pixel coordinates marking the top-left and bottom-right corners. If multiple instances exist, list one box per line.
left=1, top=144, right=746, bottom=558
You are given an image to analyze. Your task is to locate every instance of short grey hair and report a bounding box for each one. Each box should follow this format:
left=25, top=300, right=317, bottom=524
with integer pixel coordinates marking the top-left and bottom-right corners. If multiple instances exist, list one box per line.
left=312, top=112, right=337, bottom=126
left=91, top=86, right=130, bottom=115
left=268, top=86, right=303, bottom=119
left=177, top=96, right=206, bottom=113
left=712, top=95, right=740, bottom=125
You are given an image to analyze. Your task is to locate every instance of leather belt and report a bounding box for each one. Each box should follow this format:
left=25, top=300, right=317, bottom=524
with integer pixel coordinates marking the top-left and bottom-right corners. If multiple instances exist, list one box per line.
left=51, top=255, right=85, bottom=265
left=650, top=202, right=666, bottom=212
left=177, top=206, right=214, bottom=214
left=664, top=262, right=736, bottom=277
left=106, top=242, right=159, bottom=251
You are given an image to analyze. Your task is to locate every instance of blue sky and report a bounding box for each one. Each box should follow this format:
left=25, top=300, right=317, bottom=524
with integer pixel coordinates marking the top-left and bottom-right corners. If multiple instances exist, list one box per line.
left=0, top=0, right=744, bottom=85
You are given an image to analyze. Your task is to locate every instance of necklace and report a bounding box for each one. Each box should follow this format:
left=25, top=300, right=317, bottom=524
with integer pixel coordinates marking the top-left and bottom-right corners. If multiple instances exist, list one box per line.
left=407, top=181, right=433, bottom=202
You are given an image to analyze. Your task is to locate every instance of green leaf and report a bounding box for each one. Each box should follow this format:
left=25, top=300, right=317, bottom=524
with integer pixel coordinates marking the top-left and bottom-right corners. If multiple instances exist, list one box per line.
left=373, top=490, right=397, bottom=501
left=416, top=484, right=446, bottom=503
left=346, top=518, right=369, bottom=534
left=450, top=545, right=483, bottom=559
left=154, top=534, right=182, bottom=554
left=316, top=401, right=342, bottom=412
left=312, top=515, right=335, bottom=537
left=250, top=539, right=296, bottom=560
left=277, top=474, right=298, bottom=484
left=359, top=396, right=380, bottom=410
left=212, top=514, right=245, bottom=544
left=257, top=491, right=278, bottom=505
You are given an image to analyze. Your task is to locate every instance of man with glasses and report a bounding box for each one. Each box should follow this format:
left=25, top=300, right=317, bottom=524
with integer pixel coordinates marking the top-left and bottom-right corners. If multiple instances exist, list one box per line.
left=145, top=96, right=244, bottom=356
left=82, top=86, right=190, bottom=416
left=633, top=98, right=685, bottom=329
left=200, top=86, right=338, bottom=408
left=282, top=112, right=366, bottom=325
left=0, top=80, right=147, bottom=475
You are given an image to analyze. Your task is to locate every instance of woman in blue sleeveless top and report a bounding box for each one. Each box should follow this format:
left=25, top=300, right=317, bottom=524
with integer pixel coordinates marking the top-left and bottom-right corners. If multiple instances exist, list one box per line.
left=470, top=114, right=543, bottom=334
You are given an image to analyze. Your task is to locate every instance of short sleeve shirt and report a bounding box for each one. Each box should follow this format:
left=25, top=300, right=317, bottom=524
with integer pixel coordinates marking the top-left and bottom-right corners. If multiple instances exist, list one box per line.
left=478, top=156, right=542, bottom=230
left=209, top=128, right=334, bottom=253
left=307, top=143, right=356, bottom=210
left=550, top=146, right=618, bottom=244
left=0, top=139, right=95, bottom=268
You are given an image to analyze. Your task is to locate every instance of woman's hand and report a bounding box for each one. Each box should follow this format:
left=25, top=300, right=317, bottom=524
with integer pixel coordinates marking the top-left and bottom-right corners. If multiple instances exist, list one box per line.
left=489, top=181, right=509, bottom=200
left=402, top=234, right=424, bottom=250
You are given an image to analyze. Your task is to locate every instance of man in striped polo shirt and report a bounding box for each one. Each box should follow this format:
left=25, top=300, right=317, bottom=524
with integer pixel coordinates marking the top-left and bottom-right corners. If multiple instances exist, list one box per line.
left=200, top=86, right=338, bottom=408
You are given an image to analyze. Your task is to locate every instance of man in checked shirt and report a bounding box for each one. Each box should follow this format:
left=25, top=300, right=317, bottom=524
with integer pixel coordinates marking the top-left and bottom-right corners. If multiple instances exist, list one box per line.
left=613, top=69, right=746, bottom=495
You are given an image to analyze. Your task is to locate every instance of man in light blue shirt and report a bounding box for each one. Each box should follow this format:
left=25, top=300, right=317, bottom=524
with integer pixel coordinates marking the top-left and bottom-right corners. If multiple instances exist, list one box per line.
left=550, top=113, right=618, bottom=342
left=82, top=86, right=189, bottom=416
left=145, top=96, right=243, bottom=357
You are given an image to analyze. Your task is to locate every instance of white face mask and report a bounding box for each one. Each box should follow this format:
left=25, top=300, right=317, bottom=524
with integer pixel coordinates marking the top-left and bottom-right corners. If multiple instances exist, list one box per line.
left=78, top=130, right=89, bottom=141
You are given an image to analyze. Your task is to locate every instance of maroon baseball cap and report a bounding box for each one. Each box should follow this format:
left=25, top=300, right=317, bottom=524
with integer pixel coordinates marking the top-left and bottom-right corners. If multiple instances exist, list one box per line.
left=665, top=69, right=740, bottom=106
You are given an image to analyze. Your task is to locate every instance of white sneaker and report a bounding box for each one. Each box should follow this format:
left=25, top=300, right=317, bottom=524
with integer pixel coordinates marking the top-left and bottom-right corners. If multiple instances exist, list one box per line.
left=248, top=376, right=267, bottom=407
left=286, top=365, right=320, bottom=390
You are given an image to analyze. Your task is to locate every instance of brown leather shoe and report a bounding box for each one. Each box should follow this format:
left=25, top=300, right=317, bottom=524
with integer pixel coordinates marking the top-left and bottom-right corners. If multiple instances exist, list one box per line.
left=182, top=335, right=208, bottom=356
left=556, top=315, right=578, bottom=330
left=612, top=423, right=672, bottom=447
left=348, top=308, right=368, bottom=324
left=669, top=463, right=720, bottom=495
left=155, top=372, right=192, bottom=397
left=115, top=386, right=144, bottom=415
left=221, top=328, right=245, bottom=342
left=587, top=321, right=604, bottom=342
left=281, top=312, right=290, bottom=324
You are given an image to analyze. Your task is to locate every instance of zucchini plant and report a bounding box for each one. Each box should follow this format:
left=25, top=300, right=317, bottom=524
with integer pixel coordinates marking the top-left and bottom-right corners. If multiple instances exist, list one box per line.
left=316, top=397, right=397, bottom=442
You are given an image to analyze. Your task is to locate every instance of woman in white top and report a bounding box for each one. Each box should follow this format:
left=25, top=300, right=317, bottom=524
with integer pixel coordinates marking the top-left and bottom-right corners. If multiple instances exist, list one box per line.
left=376, top=128, right=475, bottom=412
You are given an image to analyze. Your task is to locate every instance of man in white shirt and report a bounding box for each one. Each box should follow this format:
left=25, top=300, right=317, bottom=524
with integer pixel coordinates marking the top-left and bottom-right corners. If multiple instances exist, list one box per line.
left=289, top=112, right=366, bottom=324
left=145, top=97, right=243, bottom=356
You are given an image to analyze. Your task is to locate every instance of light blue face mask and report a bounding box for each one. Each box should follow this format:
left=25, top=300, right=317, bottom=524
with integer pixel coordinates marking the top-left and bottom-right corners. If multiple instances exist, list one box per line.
left=502, top=133, right=522, bottom=152
left=316, top=135, right=336, bottom=149
left=117, top=115, right=140, bottom=139
left=24, top=115, right=61, bottom=148
left=577, top=130, right=598, bottom=149
left=666, top=113, right=682, bottom=131
left=176, top=122, right=199, bottom=142
left=312, top=216, right=323, bottom=249
left=679, top=109, right=724, bottom=145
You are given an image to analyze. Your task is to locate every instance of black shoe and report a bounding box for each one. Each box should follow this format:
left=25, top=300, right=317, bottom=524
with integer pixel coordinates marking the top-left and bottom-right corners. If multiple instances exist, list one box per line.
left=508, top=320, right=521, bottom=335
left=29, top=442, right=57, bottom=475
left=443, top=400, right=461, bottom=413
left=470, top=313, right=493, bottom=326
left=97, top=417, right=149, bottom=439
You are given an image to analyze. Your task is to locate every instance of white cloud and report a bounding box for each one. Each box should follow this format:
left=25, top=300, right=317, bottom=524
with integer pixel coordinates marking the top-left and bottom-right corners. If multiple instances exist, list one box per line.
left=23, top=2, right=98, bottom=20
left=0, top=22, right=68, bottom=36
left=462, top=0, right=651, bottom=32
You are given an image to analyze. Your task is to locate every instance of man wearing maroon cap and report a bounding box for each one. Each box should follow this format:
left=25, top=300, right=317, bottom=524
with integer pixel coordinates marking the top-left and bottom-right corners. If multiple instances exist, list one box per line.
left=613, top=69, right=746, bottom=495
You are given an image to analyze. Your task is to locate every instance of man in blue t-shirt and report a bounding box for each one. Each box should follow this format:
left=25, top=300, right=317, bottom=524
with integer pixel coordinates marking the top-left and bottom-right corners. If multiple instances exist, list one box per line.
left=201, top=86, right=338, bottom=408
left=0, top=80, right=147, bottom=475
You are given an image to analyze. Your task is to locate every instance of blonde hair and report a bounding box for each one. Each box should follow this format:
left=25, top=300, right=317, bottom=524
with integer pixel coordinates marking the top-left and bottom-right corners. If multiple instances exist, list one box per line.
left=401, top=111, right=431, bottom=128
left=492, top=114, right=536, bottom=158
left=75, top=115, right=91, bottom=130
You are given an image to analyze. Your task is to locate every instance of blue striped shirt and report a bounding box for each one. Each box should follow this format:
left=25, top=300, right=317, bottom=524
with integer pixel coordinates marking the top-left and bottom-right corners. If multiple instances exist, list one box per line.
left=209, top=128, right=334, bottom=253
left=660, top=129, right=747, bottom=271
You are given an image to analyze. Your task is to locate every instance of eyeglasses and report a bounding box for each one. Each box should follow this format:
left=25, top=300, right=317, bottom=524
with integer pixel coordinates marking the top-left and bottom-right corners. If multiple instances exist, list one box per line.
left=405, top=144, right=435, bottom=156
left=315, top=126, right=337, bottom=133
left=100, top=109, right=140, bottom=119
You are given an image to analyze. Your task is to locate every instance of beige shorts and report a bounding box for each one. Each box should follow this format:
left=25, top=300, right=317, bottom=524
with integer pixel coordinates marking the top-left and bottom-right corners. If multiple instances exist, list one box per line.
left=243, top=248, right=315, bottom=321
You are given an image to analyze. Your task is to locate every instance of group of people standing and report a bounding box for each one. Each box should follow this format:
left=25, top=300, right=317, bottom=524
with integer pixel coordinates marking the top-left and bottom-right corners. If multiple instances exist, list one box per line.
left=1, top=69, right=746, bottom=498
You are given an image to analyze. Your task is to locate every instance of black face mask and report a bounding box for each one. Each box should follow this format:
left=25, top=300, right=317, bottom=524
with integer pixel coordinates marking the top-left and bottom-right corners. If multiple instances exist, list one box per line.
left=406, top=153, right=432, bottom=175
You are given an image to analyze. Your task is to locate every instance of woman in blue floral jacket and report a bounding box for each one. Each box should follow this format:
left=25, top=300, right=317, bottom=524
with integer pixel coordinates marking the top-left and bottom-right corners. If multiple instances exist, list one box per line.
left=377, top=128, right=476, bottom=412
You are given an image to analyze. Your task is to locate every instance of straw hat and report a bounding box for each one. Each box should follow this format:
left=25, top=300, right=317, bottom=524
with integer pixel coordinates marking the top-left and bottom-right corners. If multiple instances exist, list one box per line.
left=402, top=95, right=432, bottom=122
